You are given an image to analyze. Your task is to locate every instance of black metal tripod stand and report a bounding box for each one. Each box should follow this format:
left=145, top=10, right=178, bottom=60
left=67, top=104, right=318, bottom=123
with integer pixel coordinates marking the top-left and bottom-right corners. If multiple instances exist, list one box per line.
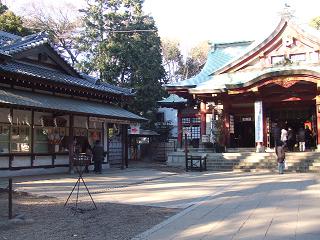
left=64, top=154, right=97, bottom=211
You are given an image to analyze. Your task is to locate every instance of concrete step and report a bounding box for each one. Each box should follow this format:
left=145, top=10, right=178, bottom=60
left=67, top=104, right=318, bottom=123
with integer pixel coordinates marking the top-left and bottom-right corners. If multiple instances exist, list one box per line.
left=227, top=148, right=256, bottom=153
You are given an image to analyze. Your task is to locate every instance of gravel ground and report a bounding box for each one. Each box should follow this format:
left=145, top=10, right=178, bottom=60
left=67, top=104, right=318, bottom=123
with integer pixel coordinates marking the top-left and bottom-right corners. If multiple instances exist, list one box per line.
left=0, top=190, right=180, bottom=240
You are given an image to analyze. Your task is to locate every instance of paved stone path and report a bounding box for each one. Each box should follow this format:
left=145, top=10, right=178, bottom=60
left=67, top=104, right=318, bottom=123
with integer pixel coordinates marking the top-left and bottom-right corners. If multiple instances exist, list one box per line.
left=1, top=168, right=319, bottom=240
left=133, top=173, right=320, bottom=240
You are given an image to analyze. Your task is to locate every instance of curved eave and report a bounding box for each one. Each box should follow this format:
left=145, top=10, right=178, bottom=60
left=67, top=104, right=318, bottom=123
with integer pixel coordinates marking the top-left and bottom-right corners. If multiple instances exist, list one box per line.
left=190, top=66, right=320, bottom=95
left=189, top=88, right=226, bottom=94
left=165, top=85, right=196, bottom=90
left=226, top=69, right=320, bottom=90
left=214, top=18, right=288, bottom=75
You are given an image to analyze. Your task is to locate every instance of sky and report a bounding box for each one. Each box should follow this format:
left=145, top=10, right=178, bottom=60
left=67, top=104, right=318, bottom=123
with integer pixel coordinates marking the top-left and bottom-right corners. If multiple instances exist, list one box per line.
left=5, top=0, right=320, bottom=54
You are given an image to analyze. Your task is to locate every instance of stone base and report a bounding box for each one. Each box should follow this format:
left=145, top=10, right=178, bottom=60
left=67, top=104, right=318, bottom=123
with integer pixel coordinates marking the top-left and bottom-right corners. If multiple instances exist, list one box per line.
left=256, top=143, right=265, bottom=153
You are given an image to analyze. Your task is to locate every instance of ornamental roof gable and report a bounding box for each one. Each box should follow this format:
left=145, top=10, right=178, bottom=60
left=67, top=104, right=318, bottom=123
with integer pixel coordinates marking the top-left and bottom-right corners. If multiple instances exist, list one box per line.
left=216, top=18, right=320, bottom=74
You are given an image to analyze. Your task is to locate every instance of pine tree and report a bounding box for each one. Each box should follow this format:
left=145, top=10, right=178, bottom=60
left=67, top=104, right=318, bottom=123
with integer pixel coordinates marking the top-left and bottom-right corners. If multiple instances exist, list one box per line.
left=0, top=3, right=31, bottom=36
left=77, top=0, right=166, bottom=122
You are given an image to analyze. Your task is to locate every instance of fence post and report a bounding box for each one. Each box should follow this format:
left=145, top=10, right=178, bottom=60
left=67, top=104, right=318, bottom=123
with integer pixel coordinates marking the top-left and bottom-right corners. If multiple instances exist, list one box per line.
left=8, top=178, right=12, bottom=219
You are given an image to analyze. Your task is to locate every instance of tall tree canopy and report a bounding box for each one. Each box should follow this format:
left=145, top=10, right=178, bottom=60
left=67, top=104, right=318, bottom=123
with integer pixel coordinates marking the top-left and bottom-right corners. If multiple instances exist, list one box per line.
left=310, top=16, right=320, bottom=30
left=161, top=39, right=184, bottom=83
left=77, top=0, right=166, bottom=121
left=181, top=41, right=210, bottom=79
left=22, top=3, right=81, bottom=66
left=0, top=3, right=31, bottom=36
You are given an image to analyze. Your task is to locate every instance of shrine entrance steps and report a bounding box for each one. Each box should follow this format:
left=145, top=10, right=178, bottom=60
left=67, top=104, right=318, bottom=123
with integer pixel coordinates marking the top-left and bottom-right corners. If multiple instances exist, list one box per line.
left=206, top=151, right=320, bottom=173
left=166, top=150, right=320, bottom=173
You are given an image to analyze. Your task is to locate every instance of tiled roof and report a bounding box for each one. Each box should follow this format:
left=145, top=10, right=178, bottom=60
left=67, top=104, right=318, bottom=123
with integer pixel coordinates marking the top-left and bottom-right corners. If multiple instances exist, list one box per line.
left=0, top=88, right=145, bottom=122
left=166, top=41, right=253, bottom=88
left=0, top=31, right=20, bottom=46
left=0, top=61, right=133, bottom=95
left=1, top=32, right=49, bottom=54
left=0, top=31, right=133, bottom=96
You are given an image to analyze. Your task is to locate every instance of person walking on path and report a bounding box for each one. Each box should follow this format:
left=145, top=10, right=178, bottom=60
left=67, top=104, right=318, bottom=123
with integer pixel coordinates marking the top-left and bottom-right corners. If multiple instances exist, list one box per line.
left=92, top=140, right=104, bottom=174
left=298, top=127, right=306, bottom=152
left=275, top=140, right=285, bottom=174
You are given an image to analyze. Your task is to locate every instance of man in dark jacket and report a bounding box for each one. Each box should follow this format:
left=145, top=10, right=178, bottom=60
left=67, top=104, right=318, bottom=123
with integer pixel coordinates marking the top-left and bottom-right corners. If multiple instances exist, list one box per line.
left=92, top=140, right=104, bottom=174
left=275, top=140, right=285, bottom=174
left=287, top=127, right=295, bottom=151
left=273, top=123, right=281, bottom=148
left=305, top=125, right=312, bottom=150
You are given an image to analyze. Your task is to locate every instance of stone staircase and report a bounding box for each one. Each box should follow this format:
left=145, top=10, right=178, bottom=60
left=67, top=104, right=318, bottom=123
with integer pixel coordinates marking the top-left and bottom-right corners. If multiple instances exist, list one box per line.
left=205, top=151, right=320, bottom=172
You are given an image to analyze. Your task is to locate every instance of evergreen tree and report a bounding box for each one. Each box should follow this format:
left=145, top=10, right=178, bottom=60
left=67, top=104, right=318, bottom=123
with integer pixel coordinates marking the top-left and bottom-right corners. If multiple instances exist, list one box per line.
left=0, top=3, right=31, bottom=36
left=77, top=0, right=166, bottom=123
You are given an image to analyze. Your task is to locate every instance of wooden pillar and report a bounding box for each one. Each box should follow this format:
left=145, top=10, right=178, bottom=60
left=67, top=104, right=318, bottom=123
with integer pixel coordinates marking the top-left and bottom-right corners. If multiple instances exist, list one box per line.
left=316, top=96, right=320, bottom=150
left=263, top=104, right=268, bottom=149
left=124, top=125, right=128, bottom=168
left=177, top=109, right=182, bottom=148
left=121, top=124, right=127, bottom=170
left=9, top=108, right=13, bottom=169
left=30, top=110, right=34, bottom=167
left=200, top=102, right=206, bottom=139
left=68, top=114, right=74, bottom=173
left=223, top=102, right=230, bottom=148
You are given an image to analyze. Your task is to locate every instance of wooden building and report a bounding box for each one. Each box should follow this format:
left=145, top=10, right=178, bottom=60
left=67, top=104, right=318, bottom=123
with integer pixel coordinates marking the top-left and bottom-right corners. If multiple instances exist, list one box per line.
left=0, top=31, right=145, bottom=177
left=164, top=16, right=320, bottom=152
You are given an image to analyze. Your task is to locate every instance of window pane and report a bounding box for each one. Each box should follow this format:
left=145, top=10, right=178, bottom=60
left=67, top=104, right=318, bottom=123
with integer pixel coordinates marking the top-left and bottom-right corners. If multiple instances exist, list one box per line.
left=0, top=108, right=10, bottom=123
left=11, top=126, right=31, bottom=152
left=34, top=127, right=49, bottom=153
left=271, top=56, right=284, bottom=64
left=290, top=53, right=306, bottom=62
left=0, top=124, right=9, bottom=153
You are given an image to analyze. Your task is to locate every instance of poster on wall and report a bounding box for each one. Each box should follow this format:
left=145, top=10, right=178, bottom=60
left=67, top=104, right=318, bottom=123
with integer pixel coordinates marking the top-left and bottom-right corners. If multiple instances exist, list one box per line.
left=254, top=101, right=263, bottom=142
left=130, top=123, right=140, bottom=134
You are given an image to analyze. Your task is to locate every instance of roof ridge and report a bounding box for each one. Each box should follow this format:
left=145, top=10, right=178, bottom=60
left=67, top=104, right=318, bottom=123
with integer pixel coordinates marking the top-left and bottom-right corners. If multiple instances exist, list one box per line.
left=0, top=60, right=133, bottom=96
left=0, top=30, right=21, bottom=40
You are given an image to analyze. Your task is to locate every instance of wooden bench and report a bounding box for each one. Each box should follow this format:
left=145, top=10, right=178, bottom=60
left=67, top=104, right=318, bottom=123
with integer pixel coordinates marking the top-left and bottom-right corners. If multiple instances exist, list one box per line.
left=186, top=155, right=207, bottom=172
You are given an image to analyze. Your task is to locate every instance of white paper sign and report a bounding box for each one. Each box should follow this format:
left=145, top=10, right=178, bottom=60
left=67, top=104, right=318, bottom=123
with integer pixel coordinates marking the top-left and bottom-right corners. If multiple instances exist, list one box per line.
left=254, top=101, right=263, bottom=142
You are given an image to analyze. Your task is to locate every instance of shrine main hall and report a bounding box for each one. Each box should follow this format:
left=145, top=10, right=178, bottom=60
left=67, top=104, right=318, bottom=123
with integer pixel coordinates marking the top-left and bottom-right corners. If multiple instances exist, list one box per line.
left=162, top=16, right=320, bottom=152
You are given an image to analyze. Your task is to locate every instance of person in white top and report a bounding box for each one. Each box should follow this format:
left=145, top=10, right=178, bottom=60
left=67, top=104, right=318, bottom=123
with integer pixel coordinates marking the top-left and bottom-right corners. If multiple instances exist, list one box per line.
left=281, top=127, right=288, bottom=147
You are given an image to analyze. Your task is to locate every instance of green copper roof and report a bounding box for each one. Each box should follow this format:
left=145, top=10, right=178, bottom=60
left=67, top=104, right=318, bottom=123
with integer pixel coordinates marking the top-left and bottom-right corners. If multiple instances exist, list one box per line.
left=166, top=41, right=253, bottom=88
left=158, top=94, right=187, bottom=104
left=190, top=64, right=320, bottom=93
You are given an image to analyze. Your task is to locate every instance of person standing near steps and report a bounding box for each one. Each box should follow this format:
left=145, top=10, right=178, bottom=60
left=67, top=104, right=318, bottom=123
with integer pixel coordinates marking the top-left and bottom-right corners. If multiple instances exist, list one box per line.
left=92, top=140, right=104, bottom=174
left=275, top=140, right=285, bottom=174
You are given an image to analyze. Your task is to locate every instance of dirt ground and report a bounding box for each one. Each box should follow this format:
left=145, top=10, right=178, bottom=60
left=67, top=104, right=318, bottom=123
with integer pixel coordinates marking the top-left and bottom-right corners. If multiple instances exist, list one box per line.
left=0, top=190, right=179, bottom=240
